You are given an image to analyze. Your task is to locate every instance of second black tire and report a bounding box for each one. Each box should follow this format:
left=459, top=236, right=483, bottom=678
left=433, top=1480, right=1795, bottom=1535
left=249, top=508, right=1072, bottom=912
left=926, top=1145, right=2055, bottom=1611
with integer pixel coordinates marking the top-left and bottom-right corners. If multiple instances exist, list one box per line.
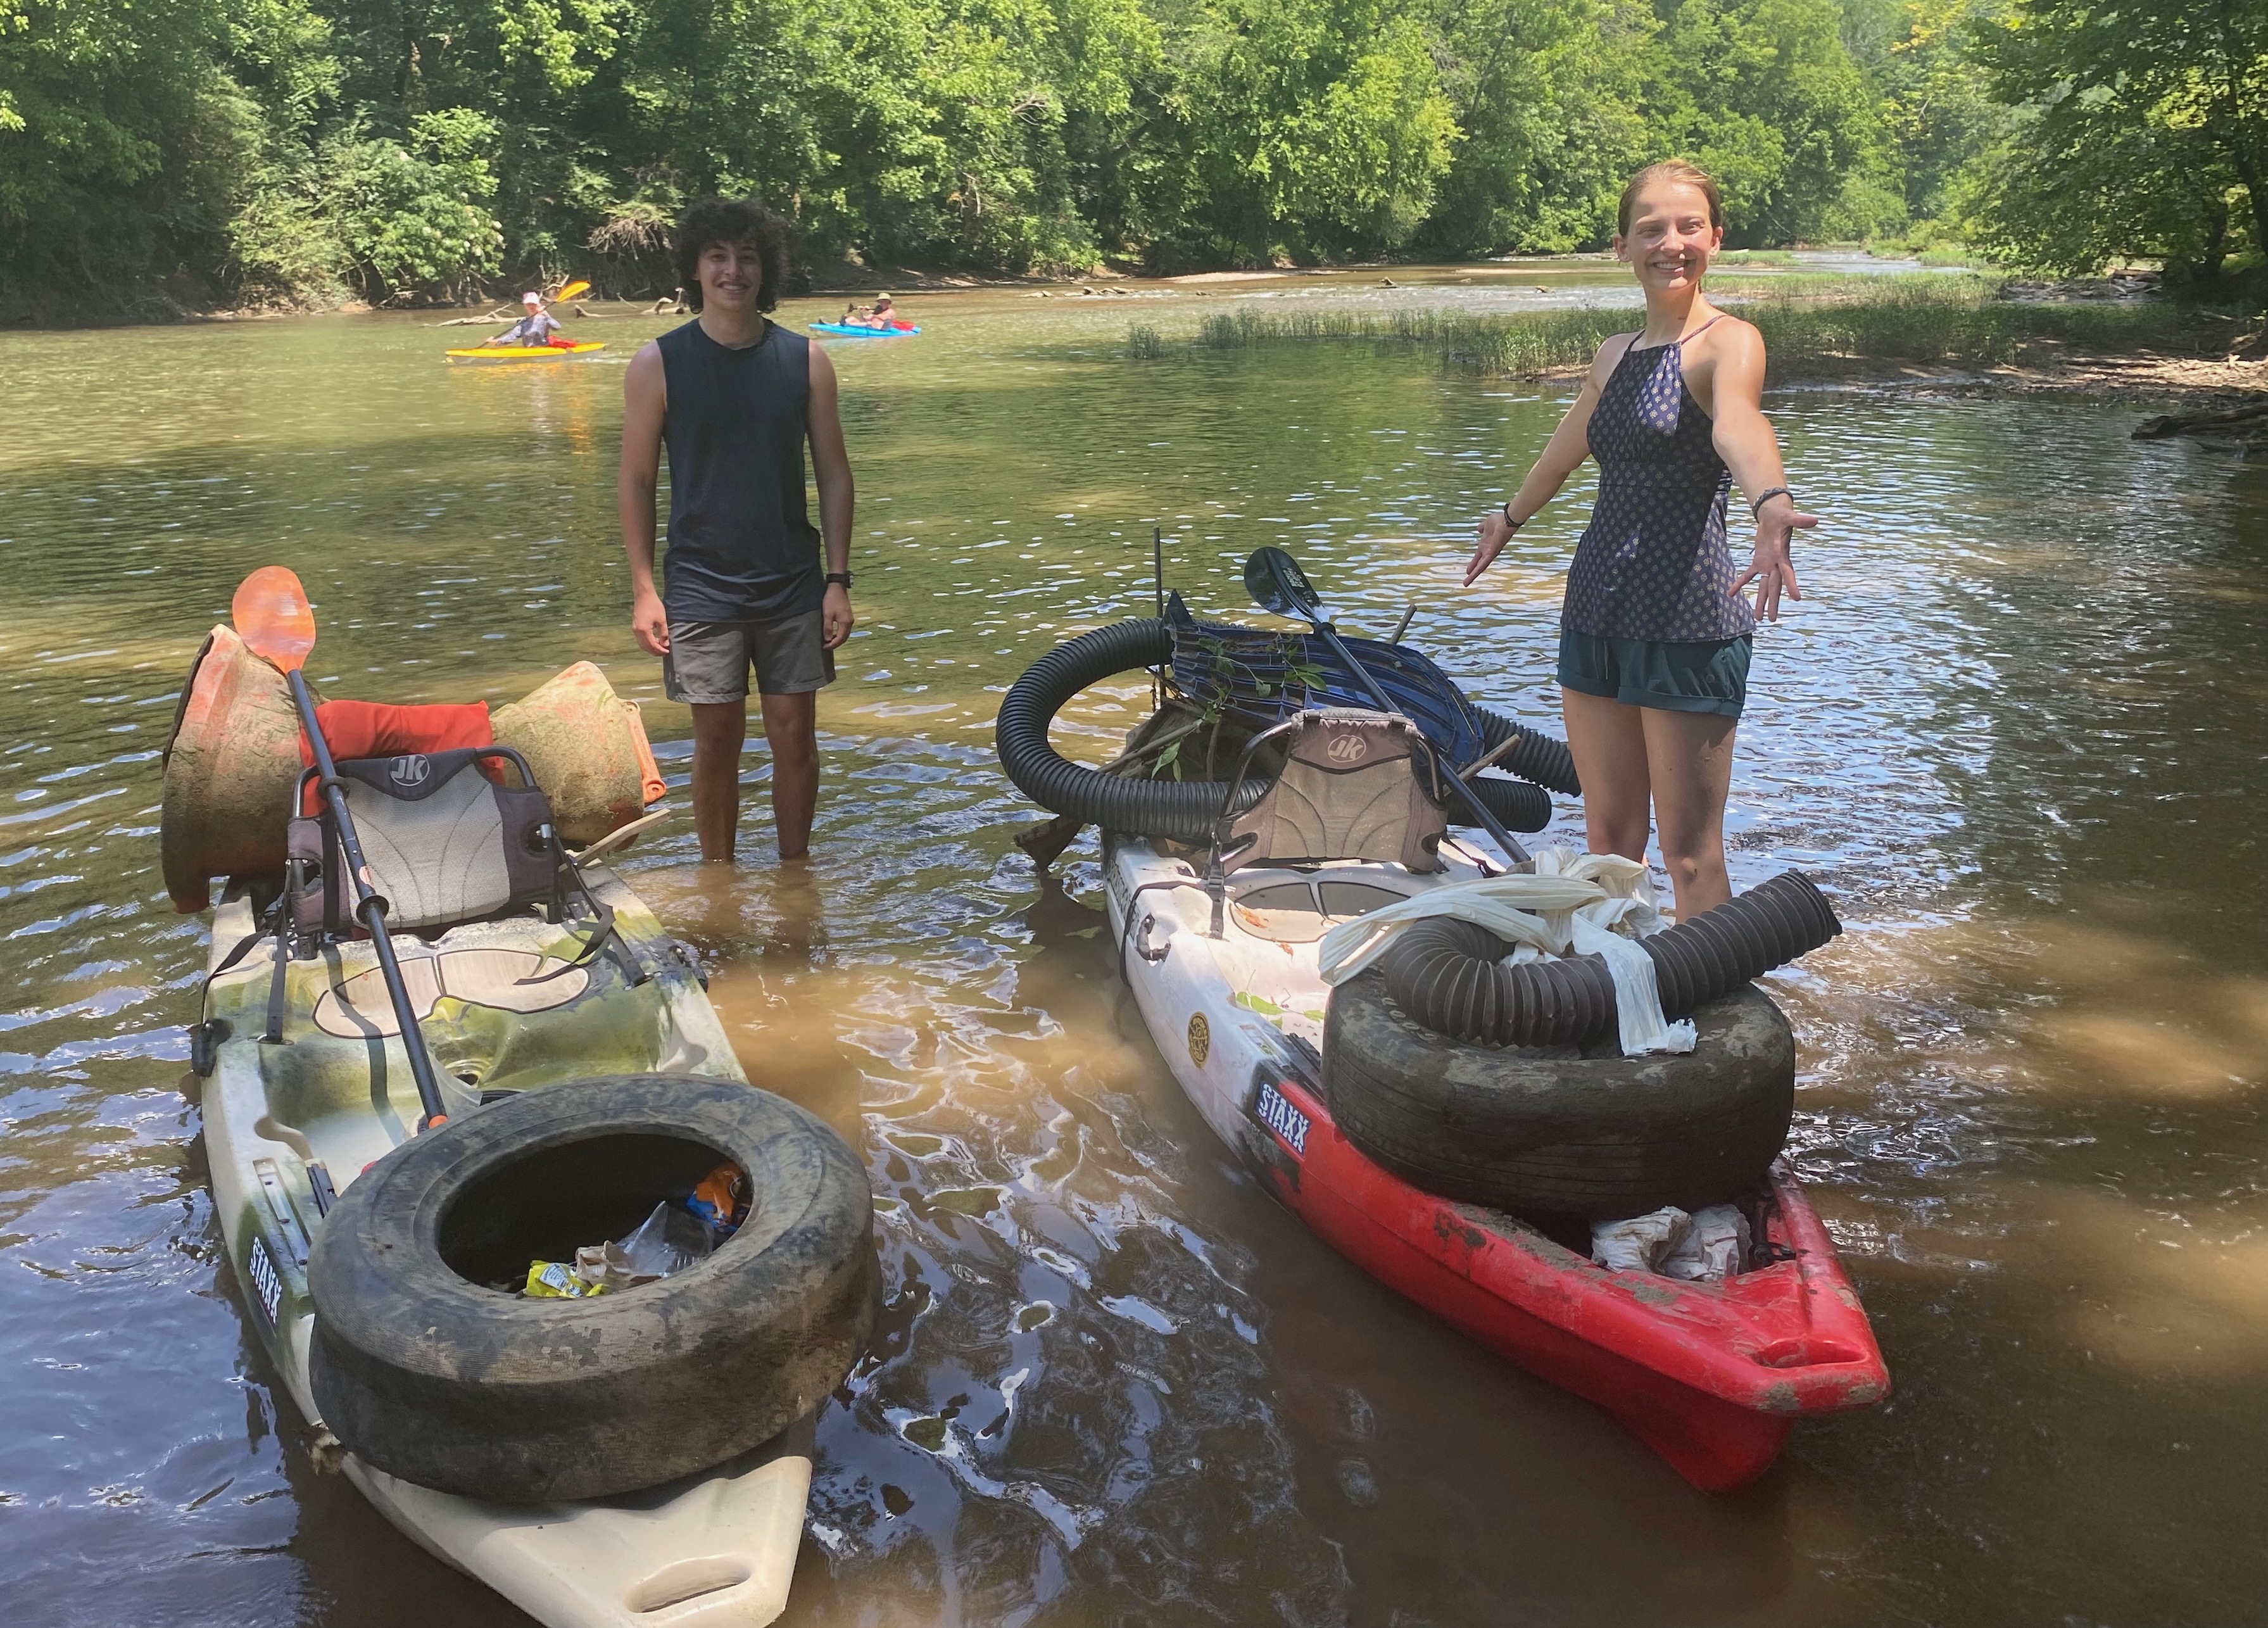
left=308, top=1073, right=879, bottom=1502
left=995, top=617, right=1556, bottom=842
left=1321, top=975, right=1794, bottom=1218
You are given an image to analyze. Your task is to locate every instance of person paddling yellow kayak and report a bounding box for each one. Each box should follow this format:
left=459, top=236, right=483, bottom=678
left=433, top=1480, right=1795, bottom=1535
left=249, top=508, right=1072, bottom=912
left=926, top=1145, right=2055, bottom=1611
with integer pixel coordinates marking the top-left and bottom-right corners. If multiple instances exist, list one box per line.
left=448, top=279, right=603, bottom=360
left=486, top=289, right=573, bottom=348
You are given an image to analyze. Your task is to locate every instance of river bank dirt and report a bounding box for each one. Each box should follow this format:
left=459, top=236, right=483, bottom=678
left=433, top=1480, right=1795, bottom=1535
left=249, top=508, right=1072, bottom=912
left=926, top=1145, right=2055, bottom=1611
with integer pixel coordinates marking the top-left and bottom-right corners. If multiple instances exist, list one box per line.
left=1779, top=348, right=2268, bottom=405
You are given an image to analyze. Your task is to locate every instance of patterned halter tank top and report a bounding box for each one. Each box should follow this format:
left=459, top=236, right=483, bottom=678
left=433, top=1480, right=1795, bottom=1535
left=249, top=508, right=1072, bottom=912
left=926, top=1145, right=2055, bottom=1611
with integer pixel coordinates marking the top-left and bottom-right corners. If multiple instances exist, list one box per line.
left=1560, top=315, right=1755, bottom=643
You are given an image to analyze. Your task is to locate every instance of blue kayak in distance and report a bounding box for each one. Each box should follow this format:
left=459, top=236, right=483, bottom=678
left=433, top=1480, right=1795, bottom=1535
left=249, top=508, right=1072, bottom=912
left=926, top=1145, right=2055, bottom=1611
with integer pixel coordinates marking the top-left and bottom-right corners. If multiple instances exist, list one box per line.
left=809, top=321, right=921, bottom=338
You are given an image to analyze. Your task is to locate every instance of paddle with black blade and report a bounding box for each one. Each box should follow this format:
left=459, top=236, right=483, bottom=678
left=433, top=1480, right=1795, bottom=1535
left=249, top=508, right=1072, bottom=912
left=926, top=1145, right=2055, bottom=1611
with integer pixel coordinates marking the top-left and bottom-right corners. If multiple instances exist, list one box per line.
left=1243, top=546, right=1531, bottom=865
left=232, top=565, right=453, bottom=1130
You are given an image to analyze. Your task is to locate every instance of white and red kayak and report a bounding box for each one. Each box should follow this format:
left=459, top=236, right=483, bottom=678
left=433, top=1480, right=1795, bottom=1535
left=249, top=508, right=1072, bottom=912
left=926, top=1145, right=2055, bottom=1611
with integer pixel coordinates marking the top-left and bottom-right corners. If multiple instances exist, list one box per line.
left=1100, top=831, right=1888, bottom=1490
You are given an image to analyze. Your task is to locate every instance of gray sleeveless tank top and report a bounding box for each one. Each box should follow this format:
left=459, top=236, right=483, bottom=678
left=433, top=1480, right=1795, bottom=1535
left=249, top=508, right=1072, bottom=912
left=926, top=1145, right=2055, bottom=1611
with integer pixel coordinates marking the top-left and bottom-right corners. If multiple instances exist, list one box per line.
left=656, top=318, right=822, bottom=622
left=1561, top=321, right=1755, bottom=643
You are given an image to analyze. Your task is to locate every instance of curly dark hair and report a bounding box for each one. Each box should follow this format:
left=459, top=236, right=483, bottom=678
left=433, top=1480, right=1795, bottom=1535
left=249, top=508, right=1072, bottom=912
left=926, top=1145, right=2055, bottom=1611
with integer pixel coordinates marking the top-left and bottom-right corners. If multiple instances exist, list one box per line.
left=672, top=198, right=794, bottom=313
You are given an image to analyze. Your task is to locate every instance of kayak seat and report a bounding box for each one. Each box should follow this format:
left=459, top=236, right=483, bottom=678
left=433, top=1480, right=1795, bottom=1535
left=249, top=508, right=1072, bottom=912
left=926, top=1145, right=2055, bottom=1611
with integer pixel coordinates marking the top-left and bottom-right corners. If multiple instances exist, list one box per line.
left=292, top=747, right=558, bottom=935
left=1219, top=709, right=1447, bottom=874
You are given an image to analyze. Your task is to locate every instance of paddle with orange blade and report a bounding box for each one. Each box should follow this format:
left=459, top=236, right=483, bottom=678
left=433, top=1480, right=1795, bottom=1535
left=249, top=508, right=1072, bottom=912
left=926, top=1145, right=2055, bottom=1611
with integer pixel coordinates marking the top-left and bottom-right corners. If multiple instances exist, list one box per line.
left=233, top=566, right=451, bottom=1130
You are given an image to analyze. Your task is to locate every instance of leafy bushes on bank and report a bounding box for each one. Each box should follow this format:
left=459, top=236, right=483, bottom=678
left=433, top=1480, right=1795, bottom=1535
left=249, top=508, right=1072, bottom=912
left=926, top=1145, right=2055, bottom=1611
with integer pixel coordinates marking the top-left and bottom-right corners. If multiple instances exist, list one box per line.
left=0, top=0, right=2257, bottom=305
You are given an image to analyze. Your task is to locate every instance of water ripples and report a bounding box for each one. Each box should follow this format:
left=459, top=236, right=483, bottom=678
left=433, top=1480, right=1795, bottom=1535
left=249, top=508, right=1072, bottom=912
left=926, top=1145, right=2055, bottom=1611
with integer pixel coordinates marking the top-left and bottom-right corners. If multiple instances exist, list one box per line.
left=0, top=298, right=2263, bottom=1624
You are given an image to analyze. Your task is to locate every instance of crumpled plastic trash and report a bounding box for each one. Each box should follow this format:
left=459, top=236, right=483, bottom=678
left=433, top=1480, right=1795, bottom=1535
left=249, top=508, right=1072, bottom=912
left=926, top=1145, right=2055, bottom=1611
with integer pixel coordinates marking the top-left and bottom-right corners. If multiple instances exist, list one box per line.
left=685, top=1161, right=749, bottom=1237
left=586, top=1199, right=717, bottom=1288
left=1662, top=1204, right=1752, bottom=1283
left=1591, top=1203, right=1753, bottom=1282
left=1591, top=1206, right=1691, bottom=1273
left=524, top=1259, right=607, bottom=1298
left=522, top=1196, right=721, bottom=1297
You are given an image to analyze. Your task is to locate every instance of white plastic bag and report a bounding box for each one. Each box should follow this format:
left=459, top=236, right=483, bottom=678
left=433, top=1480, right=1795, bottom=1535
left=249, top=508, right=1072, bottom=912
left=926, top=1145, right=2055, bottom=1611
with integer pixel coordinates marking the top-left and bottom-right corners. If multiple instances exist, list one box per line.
left=1591, top=1206, right=1692, bottom=1273
left=1316, top=846, right=1696, bottom=1056
left=1661, top=1204, right=1751, bottom=1283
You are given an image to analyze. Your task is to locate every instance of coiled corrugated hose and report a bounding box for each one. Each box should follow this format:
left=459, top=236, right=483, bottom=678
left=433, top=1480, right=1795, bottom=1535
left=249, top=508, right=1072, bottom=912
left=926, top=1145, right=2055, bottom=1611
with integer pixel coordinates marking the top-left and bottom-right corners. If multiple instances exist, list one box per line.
left=1475, top=705, right=1582, bottom=797
left=1381, top=870, right=1841, bottom=1048
left=995, top=619, right=1557, bottom=843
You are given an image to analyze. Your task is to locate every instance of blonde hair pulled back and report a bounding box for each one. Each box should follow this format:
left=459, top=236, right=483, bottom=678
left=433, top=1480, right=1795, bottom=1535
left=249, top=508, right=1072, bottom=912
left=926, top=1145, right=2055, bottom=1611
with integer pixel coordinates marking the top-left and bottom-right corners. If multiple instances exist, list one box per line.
left=1616, top=161, right=1724, bottom=237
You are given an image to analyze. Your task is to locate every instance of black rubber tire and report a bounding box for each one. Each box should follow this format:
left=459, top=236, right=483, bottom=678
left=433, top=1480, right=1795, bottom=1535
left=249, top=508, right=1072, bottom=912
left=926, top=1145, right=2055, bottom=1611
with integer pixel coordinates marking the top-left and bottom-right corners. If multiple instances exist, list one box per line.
left=995, top=619, right=1571, bottom=842
left=1321, top=975, right=1794, bottom=1218
left=308, top=1074, right=879, bottom=1502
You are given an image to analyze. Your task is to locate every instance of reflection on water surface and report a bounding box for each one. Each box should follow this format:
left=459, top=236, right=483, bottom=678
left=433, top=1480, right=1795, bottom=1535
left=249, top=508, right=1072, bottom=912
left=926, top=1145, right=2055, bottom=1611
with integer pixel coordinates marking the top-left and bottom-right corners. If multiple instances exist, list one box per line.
left=0, top=284, right=2262, bottom=1625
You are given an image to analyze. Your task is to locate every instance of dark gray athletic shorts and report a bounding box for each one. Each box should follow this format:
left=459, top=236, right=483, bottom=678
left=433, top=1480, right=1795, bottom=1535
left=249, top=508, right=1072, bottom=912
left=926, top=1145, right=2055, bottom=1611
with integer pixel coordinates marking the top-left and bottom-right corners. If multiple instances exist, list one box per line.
left=662, top=609, right=836, bottom=703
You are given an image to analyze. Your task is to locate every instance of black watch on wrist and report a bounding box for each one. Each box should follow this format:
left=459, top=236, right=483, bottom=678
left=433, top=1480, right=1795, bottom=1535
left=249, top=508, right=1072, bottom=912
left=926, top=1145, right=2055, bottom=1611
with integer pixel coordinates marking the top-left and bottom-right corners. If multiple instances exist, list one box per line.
left=824, top=571, right=853, bottom=589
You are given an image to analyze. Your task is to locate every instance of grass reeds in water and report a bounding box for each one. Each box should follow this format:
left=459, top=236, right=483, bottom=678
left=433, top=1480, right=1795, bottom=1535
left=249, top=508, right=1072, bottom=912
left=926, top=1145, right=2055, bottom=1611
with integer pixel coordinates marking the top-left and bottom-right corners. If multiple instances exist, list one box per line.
left=1126, top=323, right=1168, bottom=359
left=1181, top=275, right=2226, bottom=379
left=1196, top=305, right=1633, bottom=374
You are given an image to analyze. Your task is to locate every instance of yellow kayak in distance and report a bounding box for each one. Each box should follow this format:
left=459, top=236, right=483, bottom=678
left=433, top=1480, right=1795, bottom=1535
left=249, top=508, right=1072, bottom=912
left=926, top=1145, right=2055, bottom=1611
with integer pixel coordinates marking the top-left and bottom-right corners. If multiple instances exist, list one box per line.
left=444, top=341, right=607, bottom=362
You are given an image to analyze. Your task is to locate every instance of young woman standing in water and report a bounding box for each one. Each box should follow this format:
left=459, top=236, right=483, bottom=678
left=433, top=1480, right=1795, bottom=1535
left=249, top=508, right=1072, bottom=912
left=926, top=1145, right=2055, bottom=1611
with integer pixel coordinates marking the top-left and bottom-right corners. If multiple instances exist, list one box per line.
left=1465, top=160, right=1815, bottom=919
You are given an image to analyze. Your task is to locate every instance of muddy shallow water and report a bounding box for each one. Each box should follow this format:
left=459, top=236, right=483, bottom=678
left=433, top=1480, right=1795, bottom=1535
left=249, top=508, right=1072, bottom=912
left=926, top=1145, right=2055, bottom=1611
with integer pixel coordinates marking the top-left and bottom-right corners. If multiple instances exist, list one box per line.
left=1, top=276, right=2263, bottom=1627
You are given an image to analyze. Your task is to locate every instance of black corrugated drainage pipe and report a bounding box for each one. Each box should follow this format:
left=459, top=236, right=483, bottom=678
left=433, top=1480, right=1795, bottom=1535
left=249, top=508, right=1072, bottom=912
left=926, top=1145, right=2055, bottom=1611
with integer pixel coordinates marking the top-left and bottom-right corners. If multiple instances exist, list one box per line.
left=1475, top=705, right=1582, bottom=797
left=1381, top=871, right=1840, bottom=1049
left=995, top=620, right=1557, bottom=843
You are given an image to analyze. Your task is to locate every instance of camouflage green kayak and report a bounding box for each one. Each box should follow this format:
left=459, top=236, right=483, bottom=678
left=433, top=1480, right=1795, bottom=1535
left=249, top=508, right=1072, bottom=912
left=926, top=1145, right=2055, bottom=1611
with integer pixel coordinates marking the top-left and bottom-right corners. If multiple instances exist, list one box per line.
left=191, top=862, right=830, bottom=1628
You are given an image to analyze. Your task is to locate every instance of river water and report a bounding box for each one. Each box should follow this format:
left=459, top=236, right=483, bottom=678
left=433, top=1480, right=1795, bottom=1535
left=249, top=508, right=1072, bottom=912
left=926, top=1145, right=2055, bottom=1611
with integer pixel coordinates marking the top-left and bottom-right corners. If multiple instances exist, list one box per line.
left=2, top=268, right=2263, bottom=1626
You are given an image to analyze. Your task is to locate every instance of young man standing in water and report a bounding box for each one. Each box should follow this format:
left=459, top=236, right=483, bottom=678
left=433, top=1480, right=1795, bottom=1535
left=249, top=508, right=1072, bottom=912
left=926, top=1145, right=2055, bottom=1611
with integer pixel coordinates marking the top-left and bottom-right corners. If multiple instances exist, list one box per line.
left=619, top=198, right=855, bottom=863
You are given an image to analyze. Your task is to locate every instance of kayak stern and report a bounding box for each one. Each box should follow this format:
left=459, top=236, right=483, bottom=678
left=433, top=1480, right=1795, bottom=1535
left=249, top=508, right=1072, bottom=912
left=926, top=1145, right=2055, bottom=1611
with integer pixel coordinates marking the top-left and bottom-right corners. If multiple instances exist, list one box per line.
left=1255, top=1071, right=1886, bottom=1491
left=349, top=1415, right=814, bottom=1628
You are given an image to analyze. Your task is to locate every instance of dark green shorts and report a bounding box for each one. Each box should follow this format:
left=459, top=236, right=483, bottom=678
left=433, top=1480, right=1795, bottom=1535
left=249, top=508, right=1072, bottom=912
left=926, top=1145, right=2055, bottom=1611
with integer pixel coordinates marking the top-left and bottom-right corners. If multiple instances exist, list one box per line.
left=1557, top=629, right=1751, bottom=718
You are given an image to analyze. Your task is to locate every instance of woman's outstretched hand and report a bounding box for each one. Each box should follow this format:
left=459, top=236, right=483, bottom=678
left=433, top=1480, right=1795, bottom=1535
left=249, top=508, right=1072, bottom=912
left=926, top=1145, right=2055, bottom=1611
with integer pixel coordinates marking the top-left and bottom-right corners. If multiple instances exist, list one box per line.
left=1732, top=498, right=1816, bottom=621
left=1465, top=508, right=1518, bottom=586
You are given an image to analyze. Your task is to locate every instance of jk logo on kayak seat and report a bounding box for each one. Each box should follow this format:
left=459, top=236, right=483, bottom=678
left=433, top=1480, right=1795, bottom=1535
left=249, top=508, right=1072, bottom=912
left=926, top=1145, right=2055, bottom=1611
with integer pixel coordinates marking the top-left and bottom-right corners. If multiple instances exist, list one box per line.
left=1325, top=733, right=1369, bottom=764
left=389, top=754, right=431, bottom=788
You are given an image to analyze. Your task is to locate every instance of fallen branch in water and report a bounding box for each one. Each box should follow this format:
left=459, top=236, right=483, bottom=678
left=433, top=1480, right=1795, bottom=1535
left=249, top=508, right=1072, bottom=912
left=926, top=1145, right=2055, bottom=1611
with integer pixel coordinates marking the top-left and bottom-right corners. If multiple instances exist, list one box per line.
left=436, top=308, right=515, bottom=327
left=2135, top=398, right=2268, bottom=458
left=2133, top=400, right=2268, bottom=438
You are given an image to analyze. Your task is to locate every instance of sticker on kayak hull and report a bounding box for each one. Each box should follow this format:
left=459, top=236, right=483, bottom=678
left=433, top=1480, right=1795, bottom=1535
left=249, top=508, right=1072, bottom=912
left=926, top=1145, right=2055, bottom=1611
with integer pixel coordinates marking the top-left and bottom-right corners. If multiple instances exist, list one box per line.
left=1251, top=1079, right=1311, bottom=1156
left=1187, top=1013, right=1210, bottom=1068
left=246, top=1236, right=284, bottom=1328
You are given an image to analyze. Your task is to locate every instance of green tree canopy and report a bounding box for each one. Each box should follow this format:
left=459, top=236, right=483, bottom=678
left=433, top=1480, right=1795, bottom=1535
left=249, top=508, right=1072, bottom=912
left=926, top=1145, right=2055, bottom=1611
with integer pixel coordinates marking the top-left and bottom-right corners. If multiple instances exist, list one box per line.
left=1963, top=0, right=2267, bottom=277
left=32, top=0, right=2238, bottom=300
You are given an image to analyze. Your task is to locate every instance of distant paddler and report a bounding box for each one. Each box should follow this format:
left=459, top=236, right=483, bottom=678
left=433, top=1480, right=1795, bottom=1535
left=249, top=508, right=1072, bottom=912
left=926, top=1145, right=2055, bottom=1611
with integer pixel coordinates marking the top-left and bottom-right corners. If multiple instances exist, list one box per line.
left=840, top=293, right=902, bottom=331
left=484, top=283, right=584, bottom=348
